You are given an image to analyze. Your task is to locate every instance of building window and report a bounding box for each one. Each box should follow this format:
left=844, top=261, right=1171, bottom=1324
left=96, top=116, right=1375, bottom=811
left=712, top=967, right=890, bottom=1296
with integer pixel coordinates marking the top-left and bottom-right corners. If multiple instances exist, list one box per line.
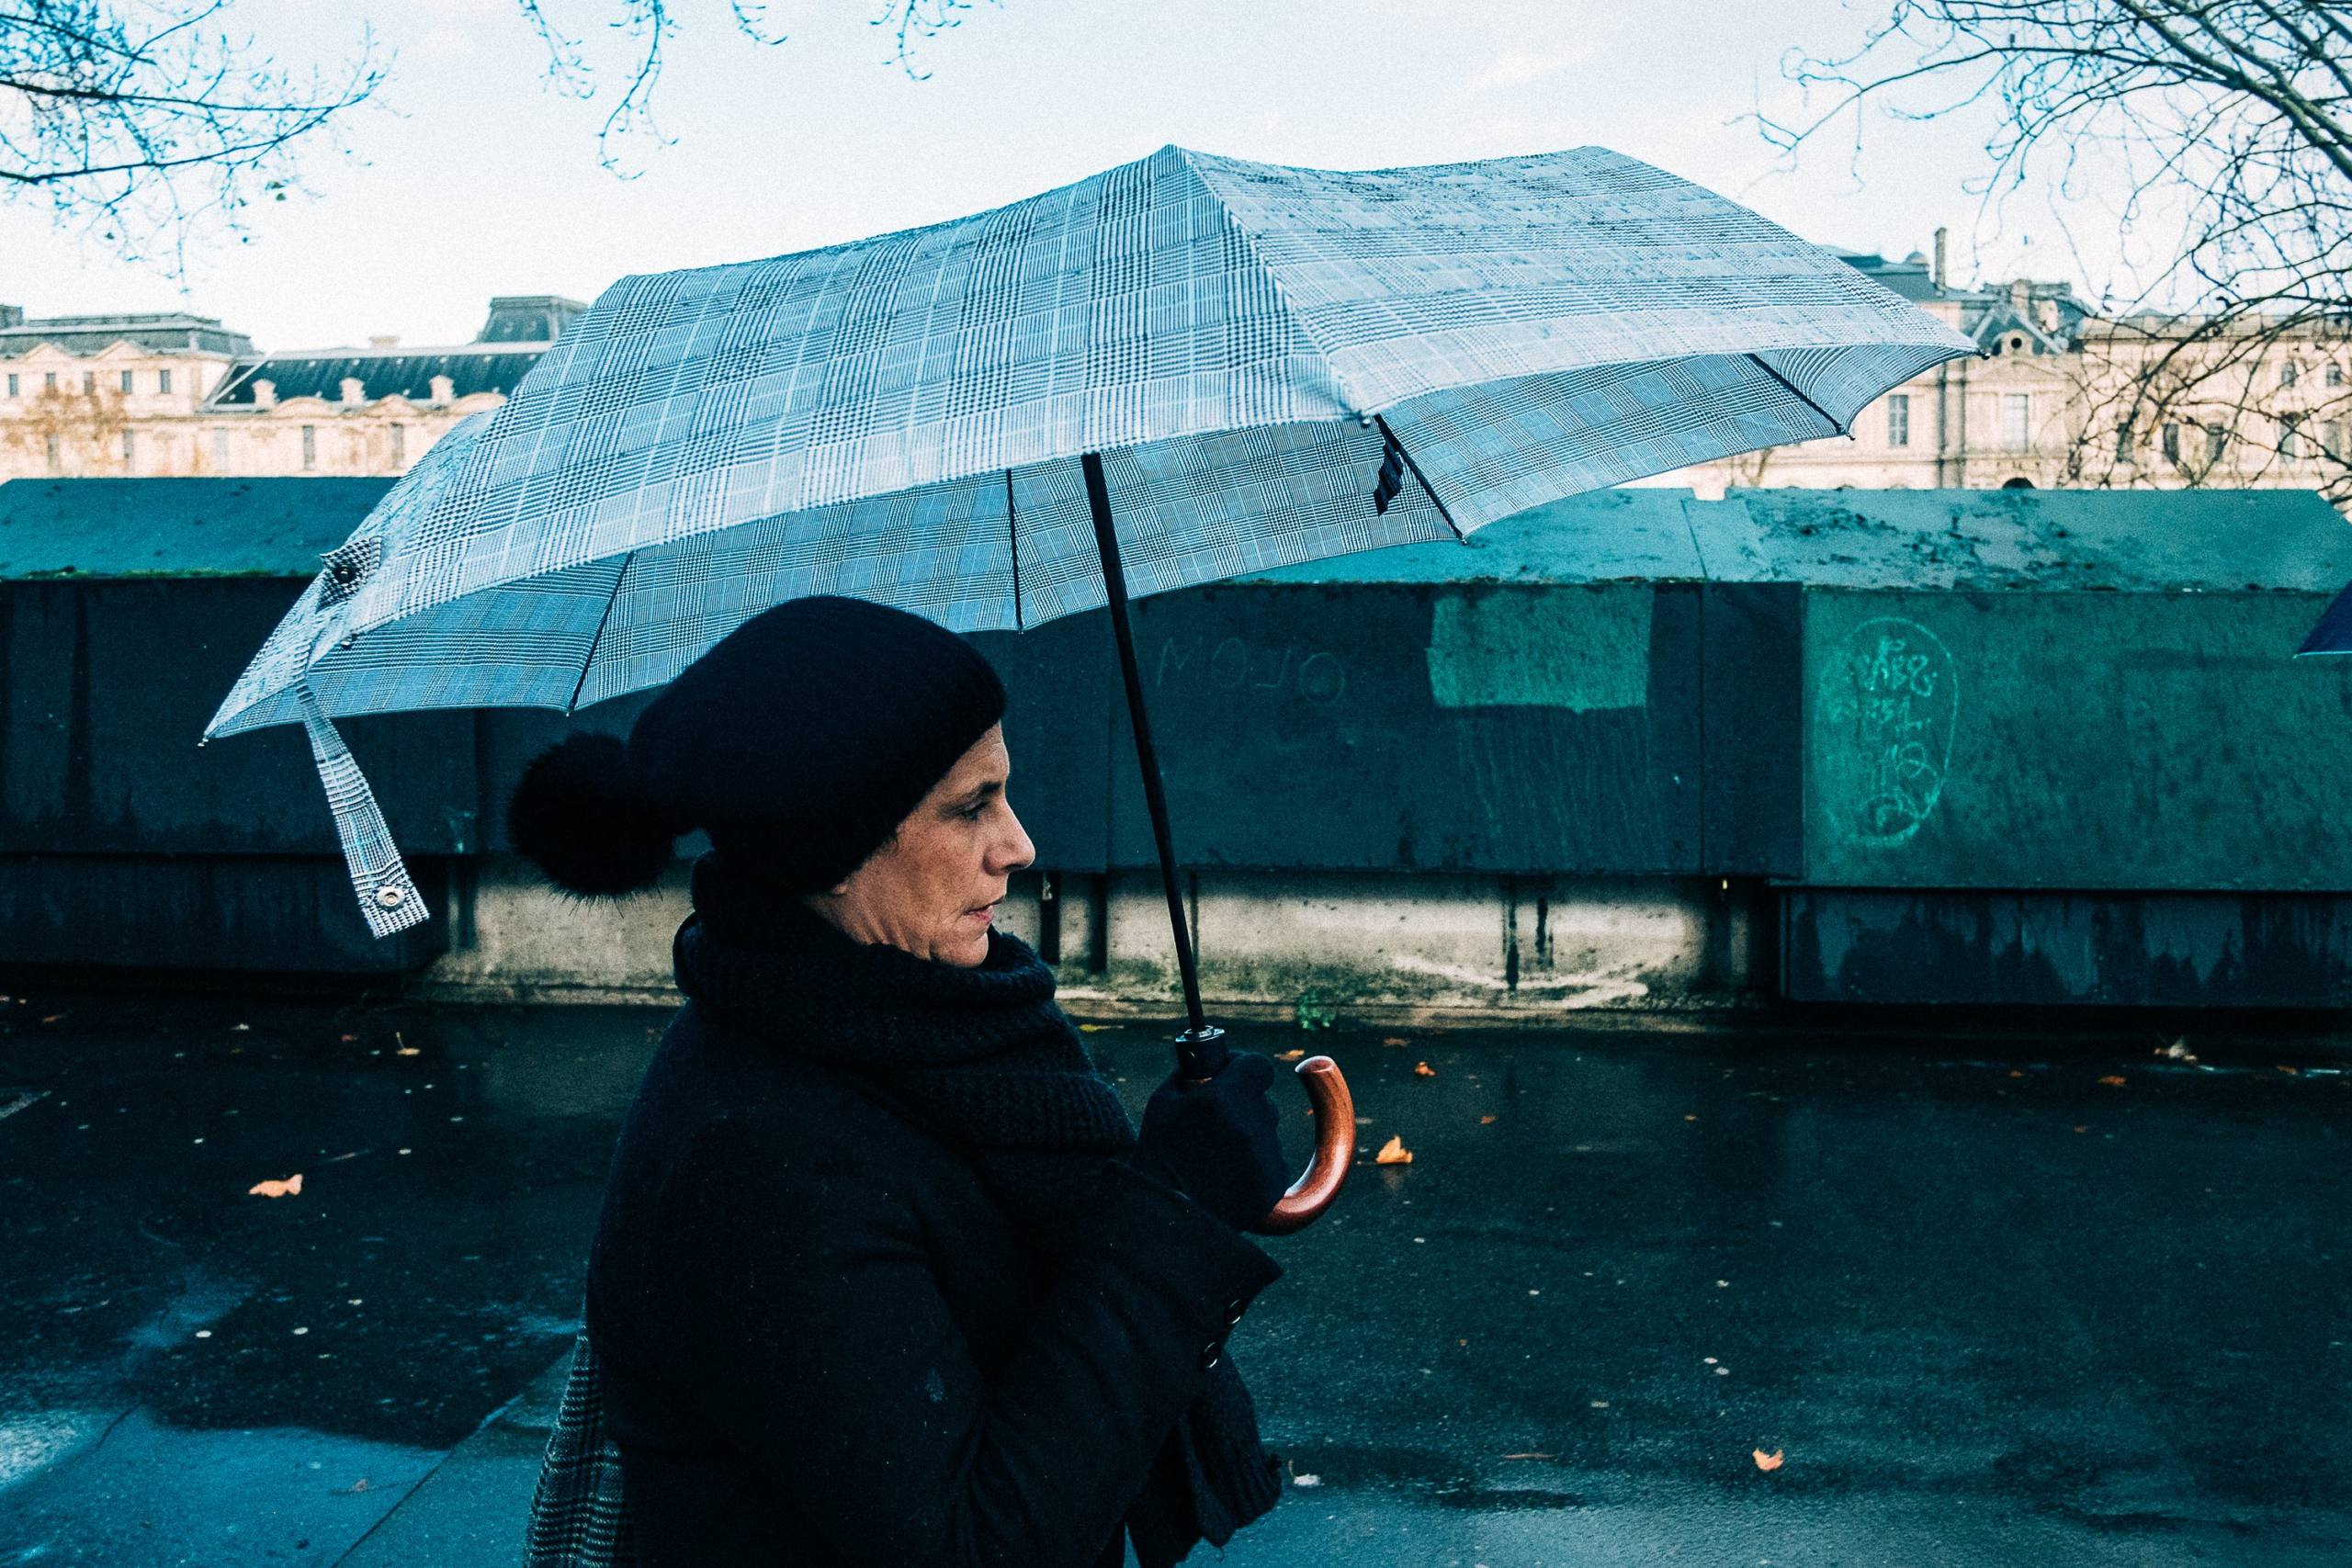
left=2282, top=360, right=2300, bottom=388
left=301, top=424, right=317, bottom=470
left=81, top=372, right=94, bottom=393
left=2001, top=394, right=2030, bottom=450
left=2163, top=422, right=2181, bottom=463
left=44, top=434, right=60, bottom=472
left=121, top=429, right=135, bottom=467
left=2208, top=425, right=2227, bottom=464
left=2281, top=413, right=2303, bottom=456
left=390, top=422, right=407, bottom=465
left=43, top=372, right=56, bottom=391
left=2328, top=421, right=2347, bottom=461
left=212, top=429, right=230, bottom=468
left=119, top=369, right=133, bottom=393
left=2332, top=365, right=2346, bottom=388
left=4, top=373, right=13, bottom=398
left=158, top=368, right=172, bottom=394
left=2116, top=422, right=2134, bottom=463
left=1886, top=394, right=1910, bottom=447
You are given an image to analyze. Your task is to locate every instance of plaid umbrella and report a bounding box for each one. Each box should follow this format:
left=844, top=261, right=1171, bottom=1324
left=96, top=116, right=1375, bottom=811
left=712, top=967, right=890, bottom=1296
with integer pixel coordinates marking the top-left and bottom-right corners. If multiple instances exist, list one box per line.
left=206, top=142, right=1973, bottom=979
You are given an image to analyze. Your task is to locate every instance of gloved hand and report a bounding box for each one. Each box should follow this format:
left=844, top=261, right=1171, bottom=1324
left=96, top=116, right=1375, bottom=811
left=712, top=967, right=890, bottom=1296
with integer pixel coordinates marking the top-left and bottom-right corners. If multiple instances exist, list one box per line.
left=1130, top=1050, right=1291, bottom=1233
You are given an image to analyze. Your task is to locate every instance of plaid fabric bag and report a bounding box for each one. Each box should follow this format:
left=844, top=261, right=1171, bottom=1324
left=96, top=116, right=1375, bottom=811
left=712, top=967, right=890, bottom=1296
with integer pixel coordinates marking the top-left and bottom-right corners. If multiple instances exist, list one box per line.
left=524, top=1332, right=637, bottom=1568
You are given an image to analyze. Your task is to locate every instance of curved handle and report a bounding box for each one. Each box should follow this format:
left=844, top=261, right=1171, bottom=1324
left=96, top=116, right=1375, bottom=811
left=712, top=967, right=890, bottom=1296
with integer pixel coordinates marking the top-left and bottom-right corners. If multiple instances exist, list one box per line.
left=1256, top=1056, right=1354, bottom=1235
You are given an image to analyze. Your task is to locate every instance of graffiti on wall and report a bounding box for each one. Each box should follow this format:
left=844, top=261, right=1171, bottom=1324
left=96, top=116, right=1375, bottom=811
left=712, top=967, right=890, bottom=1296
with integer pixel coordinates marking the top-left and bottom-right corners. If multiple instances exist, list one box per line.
left=1817, top=616, right=1958, bottom=846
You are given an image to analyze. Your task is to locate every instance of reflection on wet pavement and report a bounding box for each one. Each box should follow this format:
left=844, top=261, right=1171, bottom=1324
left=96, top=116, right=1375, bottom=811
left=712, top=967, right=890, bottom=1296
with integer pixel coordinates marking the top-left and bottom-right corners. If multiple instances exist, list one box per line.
left=2, top=992, right=2350, bottom=1565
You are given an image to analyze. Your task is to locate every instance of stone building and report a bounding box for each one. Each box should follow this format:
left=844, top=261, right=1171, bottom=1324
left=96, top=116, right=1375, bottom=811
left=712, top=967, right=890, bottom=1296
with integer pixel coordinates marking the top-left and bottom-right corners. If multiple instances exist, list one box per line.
left=1651, top=235, right=2351, bottom=499
left=0, top=296, right=581, bottom=480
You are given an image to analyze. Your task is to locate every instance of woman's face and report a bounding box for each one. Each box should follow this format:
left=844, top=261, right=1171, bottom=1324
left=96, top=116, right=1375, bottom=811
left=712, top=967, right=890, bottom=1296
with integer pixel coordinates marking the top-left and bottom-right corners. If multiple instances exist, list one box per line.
left=804, top=723, right=1035, bottom=967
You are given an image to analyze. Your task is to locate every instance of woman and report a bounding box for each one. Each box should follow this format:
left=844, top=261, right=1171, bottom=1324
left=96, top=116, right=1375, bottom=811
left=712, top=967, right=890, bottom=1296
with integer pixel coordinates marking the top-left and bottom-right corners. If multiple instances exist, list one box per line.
left=509, top=595, right=1295, bottom=1567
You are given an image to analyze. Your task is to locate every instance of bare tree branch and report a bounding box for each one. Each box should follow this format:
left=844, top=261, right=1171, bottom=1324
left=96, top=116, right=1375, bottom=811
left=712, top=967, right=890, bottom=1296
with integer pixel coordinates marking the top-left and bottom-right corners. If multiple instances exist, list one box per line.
left=1761, top=1, right=2352, bottom=508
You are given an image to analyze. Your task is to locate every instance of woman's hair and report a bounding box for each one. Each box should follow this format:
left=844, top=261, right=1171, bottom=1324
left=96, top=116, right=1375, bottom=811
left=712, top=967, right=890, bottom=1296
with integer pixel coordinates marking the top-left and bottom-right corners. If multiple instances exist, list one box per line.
left=506, top=732, right=686, bottom=897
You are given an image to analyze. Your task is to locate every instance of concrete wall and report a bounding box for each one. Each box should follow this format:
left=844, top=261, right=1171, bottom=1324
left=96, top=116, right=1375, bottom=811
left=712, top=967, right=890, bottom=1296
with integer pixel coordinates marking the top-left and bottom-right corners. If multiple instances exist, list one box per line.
left=417, top=855, right=1758, bottom=1027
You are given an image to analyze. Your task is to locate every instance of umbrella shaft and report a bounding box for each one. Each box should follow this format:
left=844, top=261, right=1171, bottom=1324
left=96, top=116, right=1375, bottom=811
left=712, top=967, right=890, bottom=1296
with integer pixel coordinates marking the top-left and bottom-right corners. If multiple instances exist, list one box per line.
left=1080, top=453, right=1226, bottom=1073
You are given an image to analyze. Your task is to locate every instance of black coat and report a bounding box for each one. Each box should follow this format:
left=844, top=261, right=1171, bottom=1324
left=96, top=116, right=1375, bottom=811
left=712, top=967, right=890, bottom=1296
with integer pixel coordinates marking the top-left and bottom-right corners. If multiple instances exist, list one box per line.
left=584, top=994, right=1284, bottom=1566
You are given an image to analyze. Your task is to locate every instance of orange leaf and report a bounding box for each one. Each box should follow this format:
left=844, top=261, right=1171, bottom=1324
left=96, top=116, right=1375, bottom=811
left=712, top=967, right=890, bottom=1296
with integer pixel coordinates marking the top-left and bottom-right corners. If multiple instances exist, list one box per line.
left=1479, top=1114, right=1497, bottom=1124
left=1753, top=1448, right=1784, bottom=1472
left=40, top=1014, right=64, bottom=1024
left=248, top=1173, right=304, bottom=1198
left=1374, top=1134, right=1413, bottom=1165
left=2098, top=1075, right=2127, bottom=1087
left=1382, top=1037, right=1409, bottom=1047
left=2008, top=1070, right=2025, bottom=1078
left=2277, top=1065, right=2301, bottom=1075
left=1275, top=1048, right=1306, bottom=1062
left=1413, top=1062, right=1436, bottom=1077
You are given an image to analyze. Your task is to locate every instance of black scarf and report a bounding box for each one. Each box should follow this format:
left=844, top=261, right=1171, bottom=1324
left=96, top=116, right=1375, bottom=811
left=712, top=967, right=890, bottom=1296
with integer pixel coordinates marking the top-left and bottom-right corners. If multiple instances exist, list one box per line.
left=672, top=855, right=1281, bottom=1567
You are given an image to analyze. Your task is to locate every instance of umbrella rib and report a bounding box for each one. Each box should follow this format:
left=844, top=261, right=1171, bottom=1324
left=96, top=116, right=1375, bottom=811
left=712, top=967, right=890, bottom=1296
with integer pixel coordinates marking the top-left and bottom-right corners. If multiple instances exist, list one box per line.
left=566, top=549, right=635, bottom=716
left=1005, top=468, right=1023, bottom=632
left=1743, top=353, right=1846, bottom=437
left=1374, top=415, right=1466, bottom=542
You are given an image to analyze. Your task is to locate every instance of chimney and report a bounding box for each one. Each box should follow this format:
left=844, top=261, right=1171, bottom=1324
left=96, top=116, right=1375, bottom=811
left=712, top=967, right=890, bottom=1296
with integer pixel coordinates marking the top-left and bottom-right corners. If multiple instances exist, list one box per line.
left=340, top=376, right=367, bottom=405
left=429, top=374, right=455, bottom=404
left=1932, top=228, right=1948, bottom=291
left=252, top=378, right=277, bottom=409
left=0, top=304, right=21, bottom=329
left=2009, top=278, right=2030, bottom=315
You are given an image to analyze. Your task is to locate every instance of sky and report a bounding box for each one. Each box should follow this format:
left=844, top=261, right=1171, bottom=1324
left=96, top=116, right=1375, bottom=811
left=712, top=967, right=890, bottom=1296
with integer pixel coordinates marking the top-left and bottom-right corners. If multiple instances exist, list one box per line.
left=2, top=0, right=2135, bottom=351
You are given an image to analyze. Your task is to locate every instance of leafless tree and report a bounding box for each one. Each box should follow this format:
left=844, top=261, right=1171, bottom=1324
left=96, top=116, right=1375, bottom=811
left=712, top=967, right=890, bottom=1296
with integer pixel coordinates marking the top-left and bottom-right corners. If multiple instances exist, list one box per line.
left=0, top=2, right=383, bottom=265
left=1761, top=1, right=2352, bottom=505
left=3, top=1, right=990, bottom=264
left=512, top=1, right=991, bottom=173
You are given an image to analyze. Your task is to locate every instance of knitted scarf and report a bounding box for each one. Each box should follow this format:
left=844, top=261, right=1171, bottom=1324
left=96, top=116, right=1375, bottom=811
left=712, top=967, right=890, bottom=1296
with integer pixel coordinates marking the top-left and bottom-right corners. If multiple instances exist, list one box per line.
left=671, top=855, right=1281, bottom=1568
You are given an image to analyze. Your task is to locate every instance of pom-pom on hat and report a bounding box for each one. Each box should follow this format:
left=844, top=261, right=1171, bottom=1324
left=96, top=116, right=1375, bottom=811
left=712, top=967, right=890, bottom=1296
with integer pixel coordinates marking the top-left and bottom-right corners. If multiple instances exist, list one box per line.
left=506, top=596, right=1007, bottom=897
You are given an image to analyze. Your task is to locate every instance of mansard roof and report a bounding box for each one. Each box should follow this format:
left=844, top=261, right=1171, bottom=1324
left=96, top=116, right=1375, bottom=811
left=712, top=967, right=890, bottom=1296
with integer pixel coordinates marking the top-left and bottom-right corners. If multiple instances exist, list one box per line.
left=0, top=310, right=253, bottom=359
left=204, top=343, right=548, bottom=408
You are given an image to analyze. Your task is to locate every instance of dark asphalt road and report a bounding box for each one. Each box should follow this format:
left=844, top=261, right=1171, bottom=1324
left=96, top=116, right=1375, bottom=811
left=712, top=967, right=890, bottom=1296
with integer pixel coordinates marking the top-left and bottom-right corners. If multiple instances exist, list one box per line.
left=1, top=990, right=2348, bottom=1565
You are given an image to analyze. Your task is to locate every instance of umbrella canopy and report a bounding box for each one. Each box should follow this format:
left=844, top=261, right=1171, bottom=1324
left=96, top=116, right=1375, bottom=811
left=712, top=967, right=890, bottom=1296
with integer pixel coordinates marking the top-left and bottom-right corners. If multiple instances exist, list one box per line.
left=208, top=142, right=1974, bottom=937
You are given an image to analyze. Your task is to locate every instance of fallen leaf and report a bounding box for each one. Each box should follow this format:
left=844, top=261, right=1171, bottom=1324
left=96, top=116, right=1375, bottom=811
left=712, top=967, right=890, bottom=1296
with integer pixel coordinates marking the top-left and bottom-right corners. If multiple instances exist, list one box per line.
left=2277, top=1065, right=2301, bottom=1075
left=2008, top=1070, right=2026, bottom=1078
left=1078, top=1023, right=1114, bottom=1033
left=1414, top=1062, right=1436, bottom=1077
left=248, top=1173, right=304, bottom=1198
left=1275, top=1048, right=1306, bottom=1062
left=1684, top=1114, right=1698, bottom=1122
left=1374, top=1134, right=1413, bottom=1165
left=1382, top=1037, right=1409, bottom=1047
left=1501, top=1451, right=1555, bottom=1461
left=1753, top=1448, right=1784, bottom=1472
left=2073, top=1125, right=2089, bottom=1134
left=40, top=1014, right=64, bottom=1024
left=1479, top=1114, right=1497, bottom=1124
left=2098, top=1075, right=2127, bottom=1087
left=1292, top=1472, right=1322, bottom=1487
left=2159, top=1037, right=2198, bottom=1062
left=339, top=1033, right=358, bottom=1043
left=395, top=1046, right=422, bottom=1058
left=334, top=1477, right=373, bottom=1495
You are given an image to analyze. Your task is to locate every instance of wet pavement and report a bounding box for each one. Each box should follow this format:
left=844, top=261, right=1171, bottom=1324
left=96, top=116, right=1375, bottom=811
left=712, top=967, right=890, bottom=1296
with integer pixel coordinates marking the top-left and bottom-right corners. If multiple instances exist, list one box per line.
left=2, top=990, right=2349, bottom=1565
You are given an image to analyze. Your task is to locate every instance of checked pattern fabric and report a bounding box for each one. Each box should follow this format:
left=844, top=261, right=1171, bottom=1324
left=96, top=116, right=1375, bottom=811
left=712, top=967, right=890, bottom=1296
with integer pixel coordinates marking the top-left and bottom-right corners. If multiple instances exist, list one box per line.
left=204, top=144, right=1974, bottom=934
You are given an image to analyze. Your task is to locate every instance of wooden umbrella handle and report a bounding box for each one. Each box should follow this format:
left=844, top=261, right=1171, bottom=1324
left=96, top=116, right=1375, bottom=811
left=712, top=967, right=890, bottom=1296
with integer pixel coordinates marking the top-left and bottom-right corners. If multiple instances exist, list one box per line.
left=1185, top=1048, right=1354, bottom=1232
left=1257, top=1056, right=1353, bottom=1235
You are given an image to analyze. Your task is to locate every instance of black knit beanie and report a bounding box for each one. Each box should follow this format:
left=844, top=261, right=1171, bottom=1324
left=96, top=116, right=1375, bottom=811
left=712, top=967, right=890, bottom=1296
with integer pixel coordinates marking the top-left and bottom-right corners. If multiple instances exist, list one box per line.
left=506, top=596, right=1007, bottom=897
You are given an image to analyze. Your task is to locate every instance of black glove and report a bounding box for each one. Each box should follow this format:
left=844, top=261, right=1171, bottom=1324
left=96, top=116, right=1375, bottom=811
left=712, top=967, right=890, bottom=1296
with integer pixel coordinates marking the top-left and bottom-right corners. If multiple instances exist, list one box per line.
left=1130, top=1050, right=1291, bottom=1233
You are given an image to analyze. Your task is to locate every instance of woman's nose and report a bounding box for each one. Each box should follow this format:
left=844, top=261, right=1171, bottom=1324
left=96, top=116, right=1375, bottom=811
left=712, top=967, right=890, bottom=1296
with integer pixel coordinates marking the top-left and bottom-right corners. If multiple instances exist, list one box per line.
left=999, top=810, right=1036, bottom=872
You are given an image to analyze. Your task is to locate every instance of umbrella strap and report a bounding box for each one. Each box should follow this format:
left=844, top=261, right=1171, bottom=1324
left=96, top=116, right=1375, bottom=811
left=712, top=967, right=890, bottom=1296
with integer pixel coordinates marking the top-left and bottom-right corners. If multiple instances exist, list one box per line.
left=295, top=682, right=428, bottom=940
